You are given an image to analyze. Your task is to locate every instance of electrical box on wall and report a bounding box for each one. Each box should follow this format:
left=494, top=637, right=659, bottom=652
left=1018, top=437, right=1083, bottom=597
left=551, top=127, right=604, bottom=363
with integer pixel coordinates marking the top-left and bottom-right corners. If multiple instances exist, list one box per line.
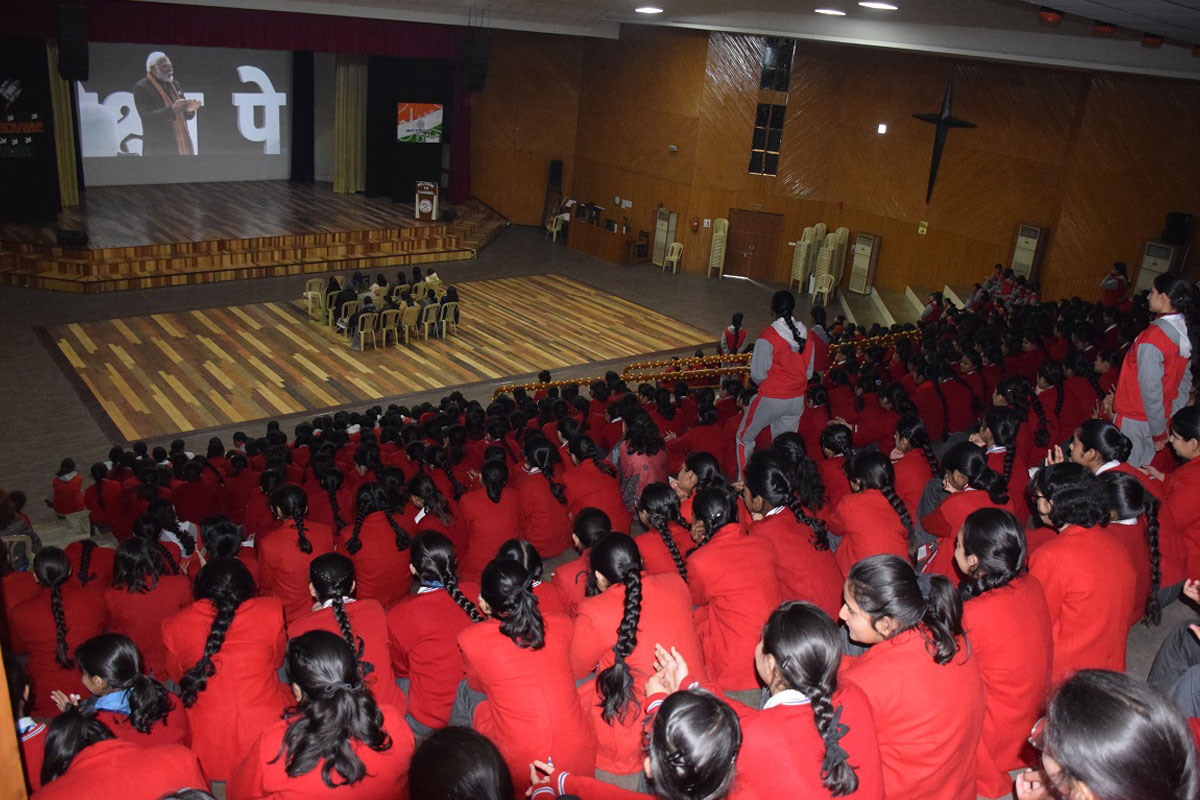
left=1010, top=224, right=1048, bottom=279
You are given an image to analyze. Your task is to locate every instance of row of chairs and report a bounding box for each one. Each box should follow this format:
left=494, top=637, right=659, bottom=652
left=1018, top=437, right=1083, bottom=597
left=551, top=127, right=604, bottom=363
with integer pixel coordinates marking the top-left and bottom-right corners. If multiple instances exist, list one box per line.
left=353, top=303, right=459, bottom=350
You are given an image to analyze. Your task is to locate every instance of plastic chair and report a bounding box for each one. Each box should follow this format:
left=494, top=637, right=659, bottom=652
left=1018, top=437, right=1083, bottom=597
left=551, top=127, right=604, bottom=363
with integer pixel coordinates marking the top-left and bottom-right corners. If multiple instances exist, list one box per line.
left=357, top=312, right=379, bottom=350
left=411, top=282, right=428, bottom=302
left=399, top=305, right=420, bottom=344
left=813, top=272, right=836, bottom=307
left=337, top=301, right=360, bottom=339
left=304, top=278, right=326, bottom=316
left=379, top=309, right=402, bottom=347
left=418, top=303, right=441, bottom=339
left=546, top=216, right=564, bottom=242
left=325, top=291, right=339, bottom=328
left=663, top=242, right=683, bottom=274
left=439, top=302, right=459, bottom=337
left=1, top=534, right=32, bottom=569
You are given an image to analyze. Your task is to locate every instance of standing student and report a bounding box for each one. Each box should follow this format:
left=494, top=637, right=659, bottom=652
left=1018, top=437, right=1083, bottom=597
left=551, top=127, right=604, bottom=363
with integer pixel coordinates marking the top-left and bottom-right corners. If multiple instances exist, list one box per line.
left=1113, top=273, right=1195, bottom=466
left=1026, top=463, right=1138, bottom=683
left=518, top=435, right=574, bottom=558
left=288, top=552, right=404, bottom=712
left=738, top=602, right=884, bottom=799
left=9, top=547, right=108, bottom=717
left=718, top=312, right=749, bottom=355
left=741, top=452, right=843, bottom=618
left=457, top=459, right=522, bottom=581
left=685, top=487, right=781, bottom=691
left=635, top=483, right=694, bottom=582
left=257, top=486, right=336, bottom=622
left=920, top=442, right=1012, bottom=578
left=563, top=435, right=634, bottom=533
left=737, top=290, right=814, bottom=476
left=954, top=509, right=1053, bottom=799
left=829, top=452, right=914, bottom=575
left=104, top=538, right=192, bottom=680
left=343, top=482, right=413, bottom=607
left=1099, top=261, right=1129, bottom=307
left=456, top=557, right=597, bottom=793
left=162, top=558, right=291, bottom=781
left=551, top=509, right=612, bottom=617
left=227, top=631, right=414, bottom=800
left=387, top=531, right=484, bottom=733
left=840, top=555, right=986, bottom=800
left=569, top=533, right=707, bottom=774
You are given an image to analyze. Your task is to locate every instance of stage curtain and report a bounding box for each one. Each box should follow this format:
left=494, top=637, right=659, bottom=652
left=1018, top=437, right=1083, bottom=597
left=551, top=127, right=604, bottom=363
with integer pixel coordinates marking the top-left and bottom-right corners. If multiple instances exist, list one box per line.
left=46, top=42, right=79, bottom=207
left=333, top=54, right=367, bottom=194
left=291, top=51, right=315, bottom=183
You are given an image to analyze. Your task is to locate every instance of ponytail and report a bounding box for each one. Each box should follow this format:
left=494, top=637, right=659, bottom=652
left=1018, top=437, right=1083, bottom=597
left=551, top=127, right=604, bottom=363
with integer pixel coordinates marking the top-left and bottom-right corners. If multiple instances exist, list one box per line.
left=480, top=459, right=509, bottom=504
left=957, top=508, right=1025, bottom=602
left=74, top=634, right=172, bottom=734
left=480, top=557, right=545, bottom=650
left=847, top=555, right=962, bottom=664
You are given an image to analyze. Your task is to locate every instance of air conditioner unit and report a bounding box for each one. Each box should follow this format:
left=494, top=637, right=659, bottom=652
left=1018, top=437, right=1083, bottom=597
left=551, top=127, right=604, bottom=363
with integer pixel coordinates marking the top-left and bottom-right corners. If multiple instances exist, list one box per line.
left=652, top=208, right=677, bottom=267
left=1010, top=224, right=1047, bottom=279
left=1134, top=241, right=1178, bottom=294
left=848, top=232, right=880, bottom=294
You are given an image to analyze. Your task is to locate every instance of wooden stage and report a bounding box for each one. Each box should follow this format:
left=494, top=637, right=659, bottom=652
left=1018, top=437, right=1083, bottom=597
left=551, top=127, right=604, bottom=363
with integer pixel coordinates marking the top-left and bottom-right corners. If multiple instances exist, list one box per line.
left=0, top=182, right=477, bottom=293
left=42, top=274, right=714, bottom=442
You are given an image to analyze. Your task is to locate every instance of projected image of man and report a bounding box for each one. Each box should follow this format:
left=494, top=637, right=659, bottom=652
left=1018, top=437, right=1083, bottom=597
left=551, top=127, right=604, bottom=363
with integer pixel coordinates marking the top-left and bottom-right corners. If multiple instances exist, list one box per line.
left=133, top=51, right=200, bottom=155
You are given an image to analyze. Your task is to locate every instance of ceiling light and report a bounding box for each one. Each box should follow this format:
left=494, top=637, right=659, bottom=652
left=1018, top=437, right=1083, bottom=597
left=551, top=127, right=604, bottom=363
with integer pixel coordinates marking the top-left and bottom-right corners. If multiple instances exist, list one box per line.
left=634, top=6, right=664, bottom=13
left=1142, top=33, right=1164, bottom=48
left=1093, top=20, right=1117, bottom=35
left=877, top=123, right=887, bottom=134
left=814, top=8, right=847, bottom=15
left=1038, top=6, right=1064, bottom=24
left=859, top=2, right=898, bottom=9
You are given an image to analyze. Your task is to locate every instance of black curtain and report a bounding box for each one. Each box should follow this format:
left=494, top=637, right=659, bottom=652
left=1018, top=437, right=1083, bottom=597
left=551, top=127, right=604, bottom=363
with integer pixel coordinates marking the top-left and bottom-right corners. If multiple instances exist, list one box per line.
left=0, top=35, right=60, bottom=222
left=364, top=55, right=450, bottom=200
left=290, top=50, right=314, bottom=183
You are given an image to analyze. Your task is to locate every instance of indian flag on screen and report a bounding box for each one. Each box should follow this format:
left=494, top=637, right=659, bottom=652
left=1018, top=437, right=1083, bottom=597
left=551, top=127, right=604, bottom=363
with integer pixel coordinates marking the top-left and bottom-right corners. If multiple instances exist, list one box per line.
left=397, top=103, right=443, bottom=143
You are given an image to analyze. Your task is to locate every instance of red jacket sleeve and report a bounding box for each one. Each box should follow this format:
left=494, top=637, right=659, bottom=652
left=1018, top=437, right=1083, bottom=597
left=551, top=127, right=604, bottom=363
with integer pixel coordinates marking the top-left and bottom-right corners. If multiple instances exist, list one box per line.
left=568, top=604, right=611, bottom=679
left=227, top=741, right=267, bottom=800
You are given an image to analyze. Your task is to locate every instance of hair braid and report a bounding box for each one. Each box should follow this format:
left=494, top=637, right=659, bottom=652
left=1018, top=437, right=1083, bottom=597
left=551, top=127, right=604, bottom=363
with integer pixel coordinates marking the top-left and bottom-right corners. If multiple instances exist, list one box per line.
left=50, top=583, right=72, bottom=668
left=179, top=600, right=237, bottom=706
left=1085, top=372, right=1105, bottom=401
left=293, top=509, right=312, bottom=555
left=596, top=568, right=642, bottom=724
left=442, top=462, right=468, bottom=501
left=501, top=438, right=519, bottom=466
left=327, top=488, right=346, bottom=530
left=155, top=542, right=181, bottom=575
left=931, top=381, right=951, bottom=441
left=382, top=508, right=410, bottom=551
left=77, top=540, right=97, bottom=587
left=948, top=371, right=979, bottom=416
left=346, top=508, right=367, bottom=555
left=1024, top=389, right=1051, bottom=447
left=787, top=497, right=831, bottom=550
left=173, top=516, right=196, bottom=557
left=880, top=485, right=916, bottom=564
left=437, top=557, right=485, bottom=623
left=1053, top=386, right=1064, bottom=419
left=543, top=462, right=567, bottom=505
left=1143, top=495, right=1163, bottom=626
left=782, top=316, right=807, bottom=354
left=1002, top=446, right=1016, bottom=489
left=806, top=688, right=858, bottom=796
left=331, top=596, right=374, bottom=677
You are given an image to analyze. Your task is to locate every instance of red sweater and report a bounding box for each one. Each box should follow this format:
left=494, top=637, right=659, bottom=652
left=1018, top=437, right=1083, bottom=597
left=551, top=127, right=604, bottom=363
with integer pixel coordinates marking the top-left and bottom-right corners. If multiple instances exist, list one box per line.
left=551, top=550, right=590, bottom=618
left=921, top=490, right=1014, bottom=578
left=256, top=519, right=336, bottom=622
left=1164, top=457, right=1200, bottom=577
left=458, top=487, right=522, bottom=581
left=304, top=485, right=353, bottom=535
left=32, top=739, right=208, bottom=800
left=562, top=461, right=634, bottom=533
left=288, top=598, right=405, bottom=711
left=749, top=511, right=843, bottom=619
left=829, top=490, right=909, bottom=576
left=84, top=480, right=123, bottom=528
left=51, top=473, right=86, bottom=514
left=10, top=584, right=108, bottom=717
left=172, top=480, right=223, bottom=526
left=458, top=614, right=597, bottom=794
left=891, top=448, right=933, bottom=520
left=345, top=512, right=413, bottom=608
left=517, top=472, right=574, bottom=559
left=843, top=629, right=985, bottom=800
left=64, top=540, right=115, bottom=588
left=162, top=596, right=292, bottom=781
left=93, top=701, right=192, bottom=749
left=227, top=703, right=414, bottom=800
left=104, top=576, right=192, bottom=680
left=636, top=524, right=694, bottom=580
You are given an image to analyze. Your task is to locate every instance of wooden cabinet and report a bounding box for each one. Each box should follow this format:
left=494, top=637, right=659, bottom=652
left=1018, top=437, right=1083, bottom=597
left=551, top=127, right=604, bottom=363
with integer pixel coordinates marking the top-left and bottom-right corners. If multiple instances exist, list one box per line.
left=566, top=221, right=631, bottom=264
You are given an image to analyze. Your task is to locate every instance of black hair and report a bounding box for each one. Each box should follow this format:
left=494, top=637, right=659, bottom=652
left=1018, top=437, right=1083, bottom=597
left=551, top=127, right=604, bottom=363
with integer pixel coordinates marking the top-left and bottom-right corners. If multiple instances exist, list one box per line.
left=941, top=442, right=1009, bottom=505
left=1066, top=350, right=1106, bottom=401
left=480, top=557, right=545, bottom=650
left=894, top=414, right=939, bottom=474
left=846, top=451, right=915, bottom=562
left=687, top=486, right=738, bottom=555
left=761, top=602, right=858, bottom=796
left=112, top=537, right=165, bottom=594
left=33, top=547, right=74, bottom=668
left=772, top=432, right=826, bottom=512
left=847, top=554, right=962, bottom=664
left=1038, top=361, right=1068, bottom=420
left=346, top=483, right=410, bottom=555
left=408, top=727, right=514, bottom=800
left=132, top=515, right=181, bottom=575
left=1035, top=463, right=1109, bottom=529
left=744, top=452, right=831, bottom=550
left=497, top=538, right=545, bottom=582
left=981, top=406, right=1022, bottom=491
left=770, top=290, right=807, bottom=354
left=996, top=375, right=1050, bottom=448
left=819, top=424, right=855, bottom=460
left=479, top=458, right=509, bottom=504
left=308, top=553, right=374, bottom=677
left=586, top=533, right=644, bottom=724
left=958, top=508, right=1026, bottom=602
left=147, top=498, right=197, bottom=557
left=41, top=708, right=116, bottom=786
left=569, top=435, right=618, bottom=477
left=523, top=434, right=567, bottom=504
left=682, top=451, right=727, bottom=493
left=1100, top=471, right=1163, bottom=626
left=808, top=385, right=834, bottom=423
left=410, top=531, right=484, bottom=623
left=648, top=689, right=743, bottom=800
left=1171, top=405, right=1200, bottom=446
left=275, top=631, right=392, bottom=788
left=199, top=515, right=244, bottom=560
left=75, top=539, right=99, bottom=587
left=1076, top=418, right=1133, bottom=464
left=637, top=483, right=689, bottom=582
left=270, top=485, right=312, bottom=554
left=74, top=634, right=172, bottom=734
left=318, top=468, right=348, bottom=530
left=622, top=407, right=665, bottom=457
left=89, top=463, right=110, bottom=507
left=179, top=558, right=256, bottom=707
left=573, top=507, right=613, bottom=547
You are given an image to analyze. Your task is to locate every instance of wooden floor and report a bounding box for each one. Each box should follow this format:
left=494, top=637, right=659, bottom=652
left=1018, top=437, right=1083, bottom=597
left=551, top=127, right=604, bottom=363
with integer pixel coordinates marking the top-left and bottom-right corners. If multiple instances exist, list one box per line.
left=1, top=181, right=434, bottom=249
left=44, top=274, right=713, bottom=441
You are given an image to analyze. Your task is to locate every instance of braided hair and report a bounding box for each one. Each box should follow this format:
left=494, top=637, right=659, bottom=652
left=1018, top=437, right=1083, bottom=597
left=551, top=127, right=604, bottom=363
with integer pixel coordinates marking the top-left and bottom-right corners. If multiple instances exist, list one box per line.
left=497, top=538, right=545, bottom=583
left=960, top=349, right=989, bottom=408
left=425, top=445, right=468, bottom=501
left=480, top=557, right=545, bottom=650
left=179, top=558, right=256, bottom=707
left=942, top=442, right=1010, bottom=505
left=586, top=534, right=644, bottom=724
left=913, top=359, right=951, bottom=442
left=411, top=531, right=484, bottom=622
left=89, top=463, right=109, bottom=509
left=1065, top=350, right=1106, bottom=402
left=771, top=290, right=807, bottom=354
left=569, top=435, right=618, bottom=477
left=319, top=468, right=348, bottom=531
left=75, top=633, right=173, bottom=734
left=1100, top=471, right=1163, bottom=626
left=480, top=458, right=509, bottom=504
left=76, top=539, right=99, bottom=587
left=895, top=414, right=939, bottom=474
left=523, top=434, right=567, bottom=504
left=819, top=424, right=855, bottom=461
left=34, top=548, right=74, bottom=669
left=744, top=452, right=832, bottom=550
left=997, top=375, right=1050, bottom=448
left=686, top=487, right=738, bottom=556
left=808, top=385, right=834, bottom=424
left=486, top=417, right=520, bottom=466
left=199, top=515, right=245, bottom=560
left=408, top=474, right=452, bottom=528
left=1038, top=361, right=1068, bottom=421
left=982, top=407, right=1022, bottom=492
left=309, top=553, right=375, bottom=677
left=346, top=483, right=410, bottom=555
left=772, top=432, right=826, bottom=512
left=957, top=508, right=1026, bottom=602
left=847, top=451, right=916, bottom=564
left=761, top=602, right=859, bottom=795
left=1076, top=419, right=1133, bottom=465
left=112, top=538, right=162, bottom=594
left=132, top=515, right=180, bottom=575
left=270, top=485, right=312, bottom=554
left=636, top=483, right=689, bottom=582
left=147, top=498, right=196, bottom=557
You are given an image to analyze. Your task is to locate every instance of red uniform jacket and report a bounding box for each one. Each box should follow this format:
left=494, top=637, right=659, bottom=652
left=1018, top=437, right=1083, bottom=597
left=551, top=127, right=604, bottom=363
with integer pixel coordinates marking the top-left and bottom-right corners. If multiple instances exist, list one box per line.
left=256, top=520, right=336, bottom=623
left=551, top=550, right=591, bottom=618
left=387, top=584, right=481, bottom=728
left=1063, top=376, right=1104, bottom=422
left=757, top=325, right=814, bottom=399
left=172, top=481, right=223, bottom=526
left=829, top=491, right=910, bottom=577
left=288, top=598, right=405, bottom=711
left=851, top=397, right=897, bottom=452
left=162, top=596, right=292, bottom=781
left=562, top=461, right=634, bottom=533
left=687, top=523, right=782, bottom=691
left=406, top=503, right=467, bottom=558
left=1027, top=524, right=1137, bottom=684
left=749, top=511, right=843, bottom=619
left=64, top=540, right=115, bottom=588
left=1165, top=457, right=1200, bottom=577
left=227, top=703, right=413, bottom=800
left=843, top=629, right=985, bottom=800
left=84, top=480, right=123, bottom=528
left=51, top=473, right=86, bottom=515
left=3, top=571, right=38, bottom=618
left=458, top=487, right=522, bottom=581
left=10, top=584, right=108, bottom=716
left=636, top=524, right=694, bottom=580
left=817, top=456, right=852, bottom=523
left=891, top=449, right=933, bottom=520
left=1114, top=320, right=1190, bottom=439
left=224, top=470, right=261, bottom=525
left=345, top=512, right=413, bottom=608
left=962, top=576, right=1053, bottom=798
left=939, top=378, right=977, bottom=435
left=32, top=739, right=208, bottom=800
left=94, top=702, right=192, bottom=749
left=104, top=576, right=192, bottom=680
left=517, top=472, right=574, bottom=559
left=19, top=719, right=46, bottom=792
left=911, top=383, right=948, bottom=443
left=921, top=490, right=1014, bottom=579
left=458, top=614, right=597, bottom=794
left=986, top=449, right=1029, bottom=524
left=1106, top=518, right=1155, bottom=626
left=242, top=492, right=277, bottom=540
left=304, top=486, right=353, bottom=536
left=568, top=573, right=707, bottom=773
left=666, top=423, right=725, bottom=475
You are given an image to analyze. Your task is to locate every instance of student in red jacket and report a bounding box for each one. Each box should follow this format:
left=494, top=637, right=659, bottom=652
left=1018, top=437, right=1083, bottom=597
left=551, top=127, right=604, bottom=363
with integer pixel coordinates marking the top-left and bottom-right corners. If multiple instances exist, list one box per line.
left=740, top=601, right=884, bottom=799
left=686, top=487, right=781, bottom=691
left=228, top=630, right=414, bottom=800
left=563, top=435, right=633, bottom=533
left=635, top=483, right=693, bottom=582
left=840, top=554, right=985, bottom=800
left=458, top=459, right=522, bottom=581
left=34, top=709, right=208, bottom=800
left=994, top=375, right=1050, bottom=467
left=304, top=467, right=352, bottom=537
left=409, top=727, right=515, bottom=800
left=162, top=558, right=291, bottom=781
left=289, top=552, right=404, bottom=711
left=343, top=482, right=413, bottom=608
left=9, top=548, right=108, bottom=717
left=84, top=462, right=122, bottom=534
left=742, top=452, right=843, bottom=618
left=921, top=442, right=1012, bottom=578
left=243, top=470, right=286, bottom=540
left=147, top=498, right=202, bottom=576
left=1027, top=463, right=1137, bottom=684
left=1100, top=470, right=1168, bottom=627
left=973, top=407, right=1030, bottom=523
left=816, top=425, right=856, bottom=522
left=497, top=538, right=569, bottom=618
left=104, top=538, right=192, bottom=680
left=908, top=360, right=950, bottom=443
left=829, top=452, right=914, bottom=575
left=171, top=461, right=223, bottom=527
left=8, top=655, right=46, bottom=793
left=569, top=533, right=707, bottom=774
left=200, top=514, right=261, bottom=582
left=518, top=435, right=574, bottom=558
left=552, top=509, right=612, bottom=617
left=456, top=556, right=597, bottom=794
left=1036, top=361, right=1087, bottom=449
left=257, top=486, right=336, bottom=622
left=63, top=538, right=115, bottom=590
left=889, top=414, right=938, bottom=519
left=51, top=458, right=89, bottom=538
left=57, top=634, right=190, bottom=748
left=666, top=403, right=725, bottom=476
left=953, top=509, right=1053, bottom=799
left=224, top=453, right=261, bottom=526
left=405, top=473, right=465, bottom=555
left=388, top=531, right=484, bottom=733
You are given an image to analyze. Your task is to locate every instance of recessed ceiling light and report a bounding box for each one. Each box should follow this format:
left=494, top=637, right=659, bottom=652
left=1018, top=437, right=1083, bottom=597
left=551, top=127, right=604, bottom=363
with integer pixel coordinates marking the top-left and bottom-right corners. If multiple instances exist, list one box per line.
left=635, top=5, right=664, bottom=13
left=877, top=123, right=888, bottom=134
left=814, top=8, right=847, bottom=15
left=859, top=2, right=898, bottom=9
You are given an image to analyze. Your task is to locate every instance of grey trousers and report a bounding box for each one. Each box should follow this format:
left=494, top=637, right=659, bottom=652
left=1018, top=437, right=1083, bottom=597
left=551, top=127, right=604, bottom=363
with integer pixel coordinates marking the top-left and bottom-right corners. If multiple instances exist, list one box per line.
left=1118, top=416, right=1156, bottom=468
left=736, top=395, right=804, bottom=477
left=1148, top=617, right=1200, bottom=717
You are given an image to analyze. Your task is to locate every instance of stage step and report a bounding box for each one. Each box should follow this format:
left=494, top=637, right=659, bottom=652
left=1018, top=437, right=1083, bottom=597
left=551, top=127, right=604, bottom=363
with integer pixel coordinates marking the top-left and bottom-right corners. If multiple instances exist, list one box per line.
left=447, top=198, right=509, bottom=256
left=875, top=286, right=922, bottom=325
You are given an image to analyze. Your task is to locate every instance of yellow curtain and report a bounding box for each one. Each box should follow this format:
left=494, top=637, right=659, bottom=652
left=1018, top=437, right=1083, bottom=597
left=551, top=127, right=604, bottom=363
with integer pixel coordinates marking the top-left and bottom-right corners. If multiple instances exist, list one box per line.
left=333, top=54, right=367, bottom=194
left=46, top=43, right=80, bottom=207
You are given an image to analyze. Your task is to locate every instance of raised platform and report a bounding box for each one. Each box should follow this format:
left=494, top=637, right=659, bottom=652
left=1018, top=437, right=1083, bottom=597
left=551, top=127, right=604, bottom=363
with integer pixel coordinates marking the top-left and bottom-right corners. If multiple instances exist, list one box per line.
left=0, top=182, right=484, bottom=293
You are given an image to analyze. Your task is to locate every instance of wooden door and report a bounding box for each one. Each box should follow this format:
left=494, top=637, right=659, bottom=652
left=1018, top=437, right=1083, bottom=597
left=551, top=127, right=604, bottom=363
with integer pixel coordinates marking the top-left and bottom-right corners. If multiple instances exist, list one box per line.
left=726, top=209, right=784, bottom=282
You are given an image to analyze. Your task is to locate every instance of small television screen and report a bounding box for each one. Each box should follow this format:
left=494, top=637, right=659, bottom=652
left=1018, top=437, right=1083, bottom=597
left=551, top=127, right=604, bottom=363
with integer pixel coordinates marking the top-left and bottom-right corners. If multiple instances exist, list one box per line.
left=397, top=103, right=443, bottom=143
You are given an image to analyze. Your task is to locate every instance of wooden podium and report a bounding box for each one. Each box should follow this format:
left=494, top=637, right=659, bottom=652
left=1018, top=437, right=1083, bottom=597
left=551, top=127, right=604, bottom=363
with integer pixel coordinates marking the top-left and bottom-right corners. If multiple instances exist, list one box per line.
left=415, top=181, right=439, bottom=221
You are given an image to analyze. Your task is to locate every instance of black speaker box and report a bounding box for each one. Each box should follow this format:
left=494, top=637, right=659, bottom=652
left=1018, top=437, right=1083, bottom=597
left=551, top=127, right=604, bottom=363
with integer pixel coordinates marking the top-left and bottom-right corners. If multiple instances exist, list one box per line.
left=549, top=159, right=563, bottom=186
left=55, top=228, right=88, bottom=248
left=1163, top=212, right=1195, bottom=247
left=465, top=29, right=489, bottom=92
left=55, top=6, right=89, bottom=82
